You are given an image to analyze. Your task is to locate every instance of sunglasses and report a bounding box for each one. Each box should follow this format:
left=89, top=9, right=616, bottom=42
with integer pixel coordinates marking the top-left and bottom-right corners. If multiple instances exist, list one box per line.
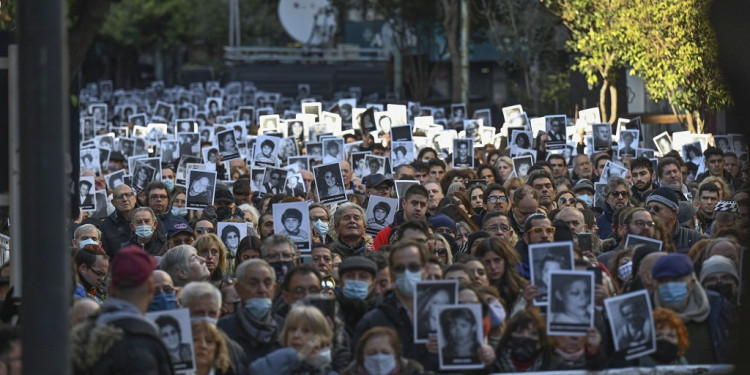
left=196, top=226, right=215, bottom=234
left=610, top=191, right=629, bottom=198
left=526, top=226, right=556, bottom=235
left=558, top=197, right=577, bottom=204
left=321, top=275, right=336, bottom=290
left=432, top=248, right=447, bottom=256
left=647, top=205, right=663, bottom=213
left=488, top=196, right=508, bottom=203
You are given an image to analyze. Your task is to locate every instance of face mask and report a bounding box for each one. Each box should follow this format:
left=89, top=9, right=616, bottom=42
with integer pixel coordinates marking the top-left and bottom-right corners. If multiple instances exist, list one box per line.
left=509, top=337, right=539, bottom=362
left=305, top=347, right=332, bottom=368
left=488, top=301, right=507, bottom=329
left=342, top=280, right=371, bottom=300
left=658, top=281, right=689, bottom=304
left=313, top=219, right=329, bottom=237
left=651, top=340, right=679, bottom=363
left=394, top=270, right=422, bottom=297
left=576, top=195, right=593, bottom=207
left=163, top=178, right=175, bottom=192
left=190, top=316, right=218, bottom=325
left=364, top=353, right=397, bottom=375
left=135, top=225, right=154, bottom=239
left=618, top=261, right=632, bottom=281
left=244, top=298, right=272, bottom=320
left=171, top=206, right=188, bottom=217
left=216, top=206, right=233, bottom=221
left=708, top=282, right=734, bottom=301
left=271, top=261, right=295, bottom=281
left=78, top=238, right=98, bottom=248
left=148, top=292, right=176, bottom=312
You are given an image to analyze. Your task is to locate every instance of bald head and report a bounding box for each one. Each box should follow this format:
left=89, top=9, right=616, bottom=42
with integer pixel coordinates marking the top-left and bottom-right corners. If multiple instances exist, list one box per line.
left=639, top=252, right=667, bottom=292
left=71, top=298, right=101, bottom=326
left=152, top=270, right=175, bottom=292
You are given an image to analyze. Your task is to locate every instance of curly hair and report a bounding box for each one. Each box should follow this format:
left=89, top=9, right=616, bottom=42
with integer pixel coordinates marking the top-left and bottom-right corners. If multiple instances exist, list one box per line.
left=653, top=308, right=690, bottom=355
left=699, top=176, right=731, bottom=200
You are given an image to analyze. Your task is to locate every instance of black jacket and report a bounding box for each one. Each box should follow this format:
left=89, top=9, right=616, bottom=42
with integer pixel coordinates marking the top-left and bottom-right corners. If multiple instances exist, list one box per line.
left=127, top=229, right=167, bottom=256
left=217, top=307, right=282, bottom=363
left=99, top=211, right=134, bottom=258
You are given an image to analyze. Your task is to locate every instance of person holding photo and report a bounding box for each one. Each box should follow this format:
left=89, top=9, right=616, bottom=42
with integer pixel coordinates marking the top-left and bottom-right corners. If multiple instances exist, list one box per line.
left=256, top=139, right=278, bottom=165
left=367, top=201, right=391, bottom=231
left=416, top=286, right=452, bottom=339
left=494, top=309, right=551, bottom=372
left=341, top=327, right=424, bottom=375
left=280, top=208, right=309, bottom=243
left=549, top=276, right=591, bottom=324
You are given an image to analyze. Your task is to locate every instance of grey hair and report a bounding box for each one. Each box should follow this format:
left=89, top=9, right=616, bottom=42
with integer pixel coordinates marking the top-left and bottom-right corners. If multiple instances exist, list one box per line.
left=260, top=234, right=297, bottom=259
left=332, top=202, right=366, bottom=229
left=603, top=177, right=628, bottom=197
left=238, top=203, right=260, bottom=226
left=131, top=206, right=157, bottom=223
left=73, top=223, right=102, bottom=241
left=181, top=281, right=222, bottom=309
left=159, top=245, right=196, bottom=286
left=236, top=258, right=276, bottom=284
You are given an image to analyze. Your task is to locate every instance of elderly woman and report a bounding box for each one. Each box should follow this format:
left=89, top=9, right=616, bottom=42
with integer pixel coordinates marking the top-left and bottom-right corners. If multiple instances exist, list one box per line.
left=191, top=320, right=235, bottom=375
left=159, top=245, right=211, bottom=287
left=249, top=305, right=336, bottom=375
left=193, top=234, right=229, bottom=285
left=341, top=327, right=424, bottom=375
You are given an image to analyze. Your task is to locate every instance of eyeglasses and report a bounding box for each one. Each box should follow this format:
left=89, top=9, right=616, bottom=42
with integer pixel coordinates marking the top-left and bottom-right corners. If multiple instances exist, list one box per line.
left=559, top=197, right=577, bottom=205
left=310, top=215, right=329, bottom=222
left=87, top=266, right=109, bottom=278
left=526, top=226, right=556, bottom=235
left=196, top=226, right=215, bottom=234
left=488, top=196, right=507, bottom=203
left=113, top=192, right=135, bottom=200
left=435, top=228, right=454, bottom=236
left=433, top=248, right=447, bottom=256
left=486, top=225, right=510, bottom=233
left=267, top=252, right=296, bottom=261
left=392, top=262, right=422, bottom=273
left=562, top=220, right=581, bottom=228
left=610, top=191, right=629, bottom=198
left=321, top=276, right=336, bottom=290
left=647, top=204, right=663, bottom=213
left=629, top=220, right=655, bottom=228
left=291, top=286, right=321, bottom=296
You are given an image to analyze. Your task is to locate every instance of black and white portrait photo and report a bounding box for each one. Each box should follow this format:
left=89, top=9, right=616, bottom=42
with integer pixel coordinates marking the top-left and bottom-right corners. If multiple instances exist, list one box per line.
left=511, top=130, right=534, bottom=151
left=592, top=123, right=612, bottom=152
left=146, top=308, right=195, bottom=373
left=96, top=135, right=114, bottom=151
left=297, top=83, right=311, bottom=99
left=436, top=304, right=484, bottom=371
left=474, top=109, right=491, bottom=129
left=238, top=106, right=255, bottom=127
left=254, top=135, right=280, bottom=167
left=322, top=138, right=345, bottom=165
left=285, top=155, right=310, bottom=174
left=302, top=102, right=322, bottom=120
left=357, top=107, right=377, bottom=133
left=528, top=241, right=574, bottom=305
left=682, top=141, right=703, bottom=166
left=201, top=147, right=219, bottom=167
left=394, top=180, right=420, bottom=201
left=217, top=222, right=247, bottom=257
left=452, top=138, right=474, bottom=168
left=306, top=142, right=323, bottom=164
left=618, top=130, right=639, bottom=158
left=185, top=170, right=217, bottom=209
left=600, top=160, right=629, bottom=180
left=547, top=271, right=594, bottom=336
left=272, top=201, right=311, bottom=251
left=153, top=101, right=173, bottom=122
left=338, top=98, right=356, bottom=124
left=578, top=107, right=601, bottom=125
left=161, top=140, right=179, bottom=167
left=365, top=196, right=398, bottom=236
left=105, top=170, right=126, bottom=191
left=79, top=177, right=96, bottom=212
left=391, top=125, right=413, bottom=142
left=512, top=155, right=533, bottom=178
left=286, top=120, right=305, bottom=142
left=625, top=116, right=643, bottom=142
left=374, top=111, right=393, bottom=133
left=261, top=167, right=288, bottom=195
left=177, top=132, right=200, bottom=157
left=364, top=155, right=386, bottom=177
left=80, top=148, right=101, bottom=175
left=714, top=135, right=733, bottom=153
left=414, top=280, right=458, bottom=343
left=89, top=103, right=108, bottom=128
left=175, top=155, right=202, bottom=186
left=624, top=234, right=663, bottom=251
left=216, top=129, right=241, bottom=161
left=251, top=168, right=266, bottom=196
left=131, top=163, right=156, bottom=192
left=351, top=151, right=371, bottom=179
left=653, top=133, right=674, bottom=158
left=313, top=162, right=347, bottom=205
left=258, top=114, right=280, bottom=134
left=450, top=103, right=466, bottom=126
left=283, top=172, right=306, bottom=197
left=390, top=141, right=415, bottom=170
left=206, top=97, right=222, bottom=118
left=605, top=290, right=656, bottom=360
left=501, top=104, right=523, bottom=124
left=545, top=115, right=567, bottom=148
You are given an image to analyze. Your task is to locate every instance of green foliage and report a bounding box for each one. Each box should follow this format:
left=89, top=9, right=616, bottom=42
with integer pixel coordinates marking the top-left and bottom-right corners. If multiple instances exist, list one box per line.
left=101, top=0, right=200, bottom=50
left=0, top=0, right=16, bottom=30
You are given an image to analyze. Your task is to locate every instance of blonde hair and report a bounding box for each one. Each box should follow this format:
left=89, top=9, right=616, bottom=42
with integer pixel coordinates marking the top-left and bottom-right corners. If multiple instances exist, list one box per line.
left=699, top=176, right=730, bottom=200
left=279, top=305, right=334, bottom=347
left=192, top=321, right=231, bottom=372
left=193, top=234, right=228, bottom=273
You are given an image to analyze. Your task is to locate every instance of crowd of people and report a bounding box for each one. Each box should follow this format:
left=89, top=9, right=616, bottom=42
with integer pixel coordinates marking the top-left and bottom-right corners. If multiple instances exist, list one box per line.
left=2, top=79, right=748, bottom=375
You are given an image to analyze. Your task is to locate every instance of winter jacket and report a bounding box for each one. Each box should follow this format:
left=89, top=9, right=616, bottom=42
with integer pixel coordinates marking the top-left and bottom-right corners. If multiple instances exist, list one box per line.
left=695, top=169, right=742, bottom=195
left=331, top=236, right=374, bottom=258
left=671, top=223, right=701, bottom=254
left=71, top=298, right=173, bottom=375
left=99, top=211, right=134, bottom=258
left=126, top=229, right=168, bottom=256
left=217, top=307, right=282, bottom=363
left=596, top=203, right=616, bottom=240
left=249, top=347, right=337, bottom=375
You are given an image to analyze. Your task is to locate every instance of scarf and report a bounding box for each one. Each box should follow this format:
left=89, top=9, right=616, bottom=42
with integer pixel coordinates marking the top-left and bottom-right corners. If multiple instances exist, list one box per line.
left=654, top=280, right=711, bottom=323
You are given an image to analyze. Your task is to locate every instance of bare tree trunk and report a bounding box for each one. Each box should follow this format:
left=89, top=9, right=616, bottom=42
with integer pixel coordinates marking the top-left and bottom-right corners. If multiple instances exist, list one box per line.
left=599, top=80, right=609, bottom=122
left=68, top=0, right=118, bottom=87
left=608, top=83, right=618, bottom=124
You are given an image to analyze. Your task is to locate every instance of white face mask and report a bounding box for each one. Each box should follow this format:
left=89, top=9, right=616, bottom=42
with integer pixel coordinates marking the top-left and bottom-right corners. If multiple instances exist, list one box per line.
left=78, top=238, right=98, bottom=248
left=364, top=353, right=397, bottom=375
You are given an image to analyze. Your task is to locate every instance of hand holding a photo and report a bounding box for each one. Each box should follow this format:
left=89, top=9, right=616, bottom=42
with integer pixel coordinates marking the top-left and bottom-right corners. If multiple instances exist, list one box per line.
left=477, top=344, right=496, bottom=365
left=594, top=284, right=609, bottom=307
left=585, top=327, right=602, bottom=356
left=522, top=283, right=541, bottom=304
left=426, top=334, right=439, bottom=354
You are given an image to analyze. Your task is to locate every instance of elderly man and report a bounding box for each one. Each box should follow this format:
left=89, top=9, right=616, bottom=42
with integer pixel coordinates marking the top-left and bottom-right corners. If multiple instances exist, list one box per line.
left=657, top=157, right=692, bottom=200
left=526, top=169, right=556, bottom=213
left=148, top=270, right=177, bottom=312
left=127, top=207, right=167, bottom=255
left=100, top=184, right=138, bottom=258
left=260, top=235, right=298, bottom=280
left=71, top=247, right=173, bottom=375
left=423, top=180, right=444, bottom=216
left=572, top=154, right=593, bottom=182
left=217, top=259, right=282, bottom=362
left=336, top=256, right=379, bottom=337
left=509, top=185, right=539, bottom=237
left=364, top=173, right=393, bottom=199
left=597, top=177, right=631, bottom=239
left=274, top=265, right=323, bottom=322
left=652, top=254, right=734, bottom=364
left=700, top=255, right=740, bottom=305
left=166, top=217, right=195, bottom=249
left=331, top=202, right=372, bottom=257
left=646, top=187, right=701, bottom=253
left=159, top=245, right=210, bottom=287
left=73, top=245, right=110, bottom=303
left=72, top=223, right=102, bottom=249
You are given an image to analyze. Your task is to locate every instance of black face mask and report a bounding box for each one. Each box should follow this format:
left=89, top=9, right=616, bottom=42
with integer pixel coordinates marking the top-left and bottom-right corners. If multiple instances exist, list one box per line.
left=651, top=340, right=679, bottom=364
left=215, top=206, right=233, bottom=221
left=510, top=337, right=539, bottom=362
left=708, top=282, right=735, bottom=302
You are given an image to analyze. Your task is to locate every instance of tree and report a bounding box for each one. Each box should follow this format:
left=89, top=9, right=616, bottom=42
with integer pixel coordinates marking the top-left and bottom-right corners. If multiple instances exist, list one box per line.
left=542, top=0, right=626, bottom=123
left=619, top=0, right=731, bottom=132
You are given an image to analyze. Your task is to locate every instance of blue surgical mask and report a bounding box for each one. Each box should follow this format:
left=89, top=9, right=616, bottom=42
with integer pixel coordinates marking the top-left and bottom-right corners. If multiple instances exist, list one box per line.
left=244, top=298, right=272, bottom=320
left=78, top=238, right=98, bottom=248
left=163, top=178, right=175, bottom=192
left=313, top=219, right=329, bottom=237
left=148, top=292, right=176, bottom=312
left=135, top=225, right=154, bottom=239
left=394, top=270, right=422, bottom=297
left=171, top=206, right=188, bottom=217
left=190, top=316, right=218, bottom=325
left=577, top=194, right=593, bottom=207
left=364, top=353, right=397, bottom=375
left=658, top=281, right=689, bottom=304
left=342, top=280, right=371, bottom=300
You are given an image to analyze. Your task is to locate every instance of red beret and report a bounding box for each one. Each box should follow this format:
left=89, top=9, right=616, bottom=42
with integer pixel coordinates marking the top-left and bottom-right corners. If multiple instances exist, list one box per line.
left=111, top=246, right=157, bottom=288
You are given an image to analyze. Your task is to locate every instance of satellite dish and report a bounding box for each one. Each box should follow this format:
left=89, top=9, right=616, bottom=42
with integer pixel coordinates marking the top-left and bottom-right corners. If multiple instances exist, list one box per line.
left=278, top=0, right=338, bottom=46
